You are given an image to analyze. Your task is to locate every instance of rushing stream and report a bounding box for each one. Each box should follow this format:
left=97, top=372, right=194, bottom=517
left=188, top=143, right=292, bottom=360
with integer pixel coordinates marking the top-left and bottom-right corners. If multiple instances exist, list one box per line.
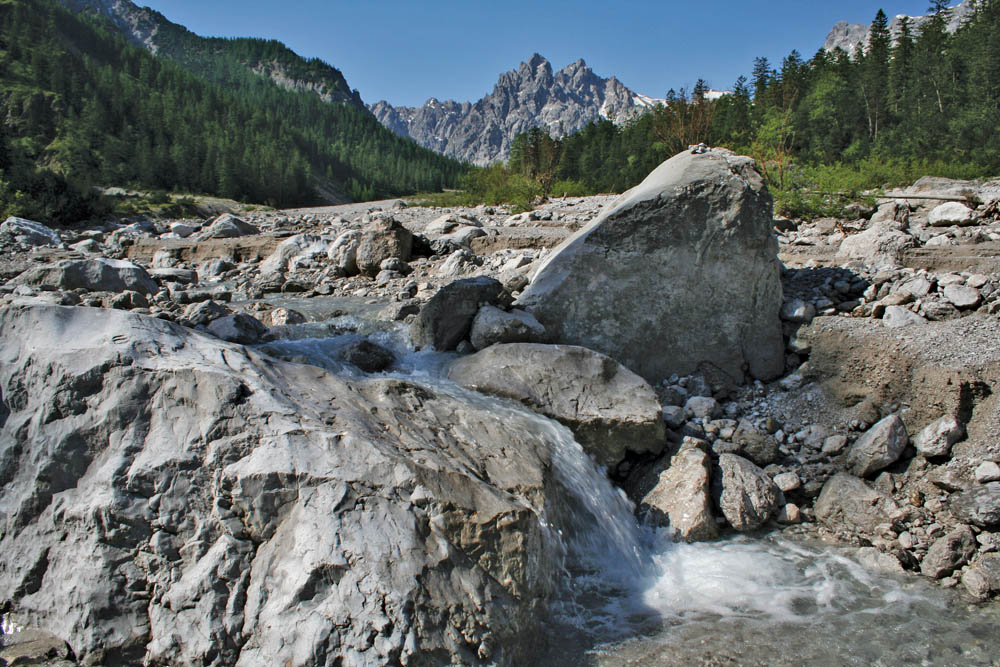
left=259, top=316, right=1000, bottom=666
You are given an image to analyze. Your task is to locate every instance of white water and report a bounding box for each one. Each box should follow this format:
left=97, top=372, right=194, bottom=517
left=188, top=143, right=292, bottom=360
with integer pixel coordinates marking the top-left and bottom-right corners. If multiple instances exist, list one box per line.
left=258, top=322, right=1000, bottom=666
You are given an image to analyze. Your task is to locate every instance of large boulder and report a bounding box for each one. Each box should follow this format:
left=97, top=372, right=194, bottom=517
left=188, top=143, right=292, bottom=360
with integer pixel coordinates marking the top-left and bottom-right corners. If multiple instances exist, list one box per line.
left=197, top=213, right=259, bottom=239
left=0, top=216, right=62, bottom=246
left=0, top=304, right=574, bottom=665
left=836, top=223, right=917, bottom=267
left=8, top=258, right=158, bottom=294
left=259, top=234, right=331, bottom=276
left=845, top=414, right=909, bottom=477
left=409, top=276, right=504, bottom=351
left=635, top=441, right=718, bottom=542
left=814, top=473, right=898, bottom=536
left=469, top=305, right=546, bottom=350
left=713, top=453, right=782, bottom=531
left=447, top=343, right=666, bottom=467
left=516, top=148, right=784, bottom=384
left=355, top=216, right=412, bottom=277
left=928, top=201, right=975, bottom=226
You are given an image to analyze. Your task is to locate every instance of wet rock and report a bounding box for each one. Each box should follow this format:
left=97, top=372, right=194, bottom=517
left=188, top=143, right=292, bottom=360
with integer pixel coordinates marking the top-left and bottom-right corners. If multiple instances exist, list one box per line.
left=448, top=343, right=666, bottom=467
left=469, top=305, right=546, bottom=350
left=341, top=339, right=395, bottom=373
left=355, top=216, right=413, bottom=277
left=714, top=453, right=782, bottom=531
left=0, top=216, right=62, bottom=246
left=636, top=443, right=718, bottom=542
left=845, top=414, right=908, bottom=477
left=518, top=148, right=784, bottom=383
left=815, top=473, right=898, bottom=535
left=8, top=258, right=158, bottom=294
left=913, top=416, right=965, bottom=458
left=206, top=312, right=268, bottom=344
left=409, top=276, right=504, bottom=351
left=950, top=483, right=1000, bottom=528
left=198, top=213, right=259, bottom=239
left=921, top=525, right=977, bottom=579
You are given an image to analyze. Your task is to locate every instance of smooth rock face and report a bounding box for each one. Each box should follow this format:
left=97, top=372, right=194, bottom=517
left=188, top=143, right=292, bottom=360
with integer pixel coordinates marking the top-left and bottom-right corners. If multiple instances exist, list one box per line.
left=8, top=258, right=158, bottom=294
left=913, top=416, right=965, bottom=458
left=409, top=276, right=504, bottom=350
left=713, top=453, right=782, bottom=531
left=920, top=525, right=977, bottom=579
left=517, top=148, right=784, bottom=384
left=637, top=444, right=718, bottom=542
left=943, top=284, right=981, bottom=309
left=837, top=224, right=916, bottom=267
left=928, top=201, right=975, bottom=226
left=469, top=305, right=546, bottom=350
left=0, top=304, right=566, bottom=665
left=0, top=216, right=62, bottom=246
left=260, top=233, right=331, bottom=276
left=814, top=473, right=897, bottom=535
left=845, top=414, right=909, bottom=477
left=448, top=343, right=666, bottom=467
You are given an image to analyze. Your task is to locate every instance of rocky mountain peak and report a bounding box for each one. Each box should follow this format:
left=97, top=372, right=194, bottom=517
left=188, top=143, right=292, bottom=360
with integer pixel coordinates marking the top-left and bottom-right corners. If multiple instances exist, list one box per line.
left=369, top=54, right=651, bottom=165
left=823, top=0, right=974, bottom=53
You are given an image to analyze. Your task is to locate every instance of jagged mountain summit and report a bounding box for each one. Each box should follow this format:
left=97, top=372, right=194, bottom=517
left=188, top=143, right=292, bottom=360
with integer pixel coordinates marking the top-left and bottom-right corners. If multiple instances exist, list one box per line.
left=823, top=0, right=974, bottom=53
left=369, top=54, right=659, bottom=166
left=55, top=0, right=366, bottom=108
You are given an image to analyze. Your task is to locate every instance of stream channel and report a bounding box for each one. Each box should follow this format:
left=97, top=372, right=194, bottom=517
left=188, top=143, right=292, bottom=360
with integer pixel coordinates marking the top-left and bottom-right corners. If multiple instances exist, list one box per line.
left=256, top=305, right=1000, bottom=666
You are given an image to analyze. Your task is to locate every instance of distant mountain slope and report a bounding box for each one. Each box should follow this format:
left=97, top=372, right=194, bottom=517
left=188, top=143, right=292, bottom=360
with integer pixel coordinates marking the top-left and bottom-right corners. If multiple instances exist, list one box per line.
left=824, top=0, right=974, bottom=53
left=369, top=54, right=660, bottom=165
left=55, top=0, right=367, bottom=109
left=0, top=0, right=464, bottom=216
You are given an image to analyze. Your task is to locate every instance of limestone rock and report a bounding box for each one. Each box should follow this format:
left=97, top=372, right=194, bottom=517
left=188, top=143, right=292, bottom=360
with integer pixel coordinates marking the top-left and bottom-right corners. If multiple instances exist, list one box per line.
left=469, top=305, right=546, bottom=350
left=327, top=230, right=362, bottom=275
left=814, top=473, right=898, bottom=535
left=714, top=453, right=782, bottom=531
left=928, top=201, right=975, bottom=226
left=409, top=276, right=504, bottom=351
left=913, top=416, right=965, bottom=458
left=882, top=305, right=927, bottom=328
left=962, top=554, right=1000, bottom=599
left=0, top=303, right=567, bottom=665
left=198, top=213, right=259, bottom=239
left=637, top=444, right=718, bottom=542
left=920, top=525, right=977, bottom=579
left=943, top=284, right=981, bottom=309
left=517, top=148, right=784, bottom=383
left=355, top=217, right=413, bottom=277
left=9, top=258, right=158, bottom=294
left=837, top=224, right=916, bottom=267
left=0, top=216, right=62, bottom=246
left=845, top=414, right=909, bottom=477
left=206, top=312, right=268, bottom=344
left=448, top=343, right=666, bottom=467
left=260, top=233, right=331, bottom=276
left=951, top=483, right=1000, bottom=528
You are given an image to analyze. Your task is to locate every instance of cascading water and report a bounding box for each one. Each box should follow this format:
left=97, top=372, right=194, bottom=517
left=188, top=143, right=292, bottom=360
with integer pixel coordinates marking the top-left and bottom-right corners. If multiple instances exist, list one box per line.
left=257, top=320, right=1000, bottom=666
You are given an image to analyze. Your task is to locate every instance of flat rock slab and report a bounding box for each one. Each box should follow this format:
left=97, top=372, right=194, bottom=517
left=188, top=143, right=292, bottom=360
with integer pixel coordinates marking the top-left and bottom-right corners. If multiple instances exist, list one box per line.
left=448, top=343, right=666, bottom=467
left=517, top=148, right=784, bottom=384
left=7, top=257, right=158, bottom=294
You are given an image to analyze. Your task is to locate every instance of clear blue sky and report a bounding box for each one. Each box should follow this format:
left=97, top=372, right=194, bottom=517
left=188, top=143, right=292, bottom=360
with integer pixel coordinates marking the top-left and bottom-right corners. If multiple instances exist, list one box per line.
left=139, top=1, right=945, bottom=107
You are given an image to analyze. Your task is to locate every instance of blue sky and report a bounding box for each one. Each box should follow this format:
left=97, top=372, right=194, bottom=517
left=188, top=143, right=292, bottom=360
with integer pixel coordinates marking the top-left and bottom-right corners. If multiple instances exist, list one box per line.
left=140, top=1, right=946, bottom=107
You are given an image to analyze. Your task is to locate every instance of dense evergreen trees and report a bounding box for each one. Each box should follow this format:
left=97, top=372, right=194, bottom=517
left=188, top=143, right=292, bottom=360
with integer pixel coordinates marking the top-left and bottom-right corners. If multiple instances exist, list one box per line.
left=0, top=0, right=465, bottom=223
left=501, top=2, right=999, bottom=210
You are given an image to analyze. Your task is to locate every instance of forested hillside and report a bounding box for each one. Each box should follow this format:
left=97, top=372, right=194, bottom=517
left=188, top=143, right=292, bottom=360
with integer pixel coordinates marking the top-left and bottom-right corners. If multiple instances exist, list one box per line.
left=484, top=1, right=1000, bottom=215
left=0, top=0, right=465, bottom=223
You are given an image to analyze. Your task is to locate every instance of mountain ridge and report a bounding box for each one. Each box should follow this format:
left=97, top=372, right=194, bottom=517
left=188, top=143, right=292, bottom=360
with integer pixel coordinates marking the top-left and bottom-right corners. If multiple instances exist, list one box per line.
left=823, top=0, right=974, bottom=53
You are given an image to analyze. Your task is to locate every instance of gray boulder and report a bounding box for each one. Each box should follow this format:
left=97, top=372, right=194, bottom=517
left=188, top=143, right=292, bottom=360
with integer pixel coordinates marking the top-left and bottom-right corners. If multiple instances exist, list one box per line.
left=837, top=223, right=916, bottom=267
left=517, top=148, right=784, bottom=384
left=340, top=339, right=395, bottom=373
left=469, top=305, right=546, bottom=350
left=951, top=483, right=1000, bottom=528
left=928, top=201, right=974, bottom=226
left=409, top=276, right=504, bottom=351
left=198, top=213, right=259, bottom=239
left=913, top=416, right=965, bottom=458
left=731, top=420, right=780, bottom=466
left=943, top=284, right=981, bottom=309
left=882, top=305, right=927, bottom=328
left=636, top=442, right=718, bottom=541
left=355, top=217, right=413, bottom=277
left=205, top=312, right=268, bottom=344
left=327, top=230, right=363, bottom=275
left=845, top=414, right=909, bottom=477
left=9, top=258, right=158, bottom=294
left=962, top=554, right=1000, bottom=599
left=0, top=303, right=570, bottom=665
left=714, top=453, right=782, bottom=531
left=260, top=233, right=331, bottom=276
left=920, top=525, right=977, bottom=579
left=0, top=216, right=62, bottom=246
left=814, top=473, right=898, bottom=535
left=448, top=343, right=666, bottom=467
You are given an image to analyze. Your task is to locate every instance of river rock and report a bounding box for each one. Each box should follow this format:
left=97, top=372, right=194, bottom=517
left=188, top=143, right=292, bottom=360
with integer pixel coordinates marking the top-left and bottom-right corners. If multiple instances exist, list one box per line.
left=205, top=312, right=268, bottom=344
left=409, top=276, right=504, bottom=351
left=448, top=343, right=666, bottom=467
left=8, top=257, right=158, bottom=294
left=882, top=305, right=927, bottom=328
left=714, top=453, right=782, bottom=531
left=260, top=233, right=331, bottom=276
left=0, top=216, right=62, bottom=246
left=837, top=224, right=917, bottom=267
left=340, top=339, right=395, bottom=373
left=962, top=554, right=1000, bottom=599
left=950, top=483, right=1000, bottom=528
left=637, top=443, right=718, bottom=542
left=920, top=525, right=977, bottom=579
left=943, top=284, right=981, bottom=309
left=928, top=202, right=975, bottom=226
left=198, top=213, right=259, bottom=239
left=182, top=300, right=232, bottom=326
left=469, top=305, right=546, bottom=350
left=913, top=416, right=965, bottom=458
left=845, top=414, right=908, bottom=477
left=731, top=420, right=780, bottom=466
left=355, top=217, right=413, bottom=277
left=0, top=303, right=569, bottom=665
left=327, top=230, right=362, bottom=275
left=814, top=473, right=898, bottom=535
left=517, top=148, right=784, bottom=383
